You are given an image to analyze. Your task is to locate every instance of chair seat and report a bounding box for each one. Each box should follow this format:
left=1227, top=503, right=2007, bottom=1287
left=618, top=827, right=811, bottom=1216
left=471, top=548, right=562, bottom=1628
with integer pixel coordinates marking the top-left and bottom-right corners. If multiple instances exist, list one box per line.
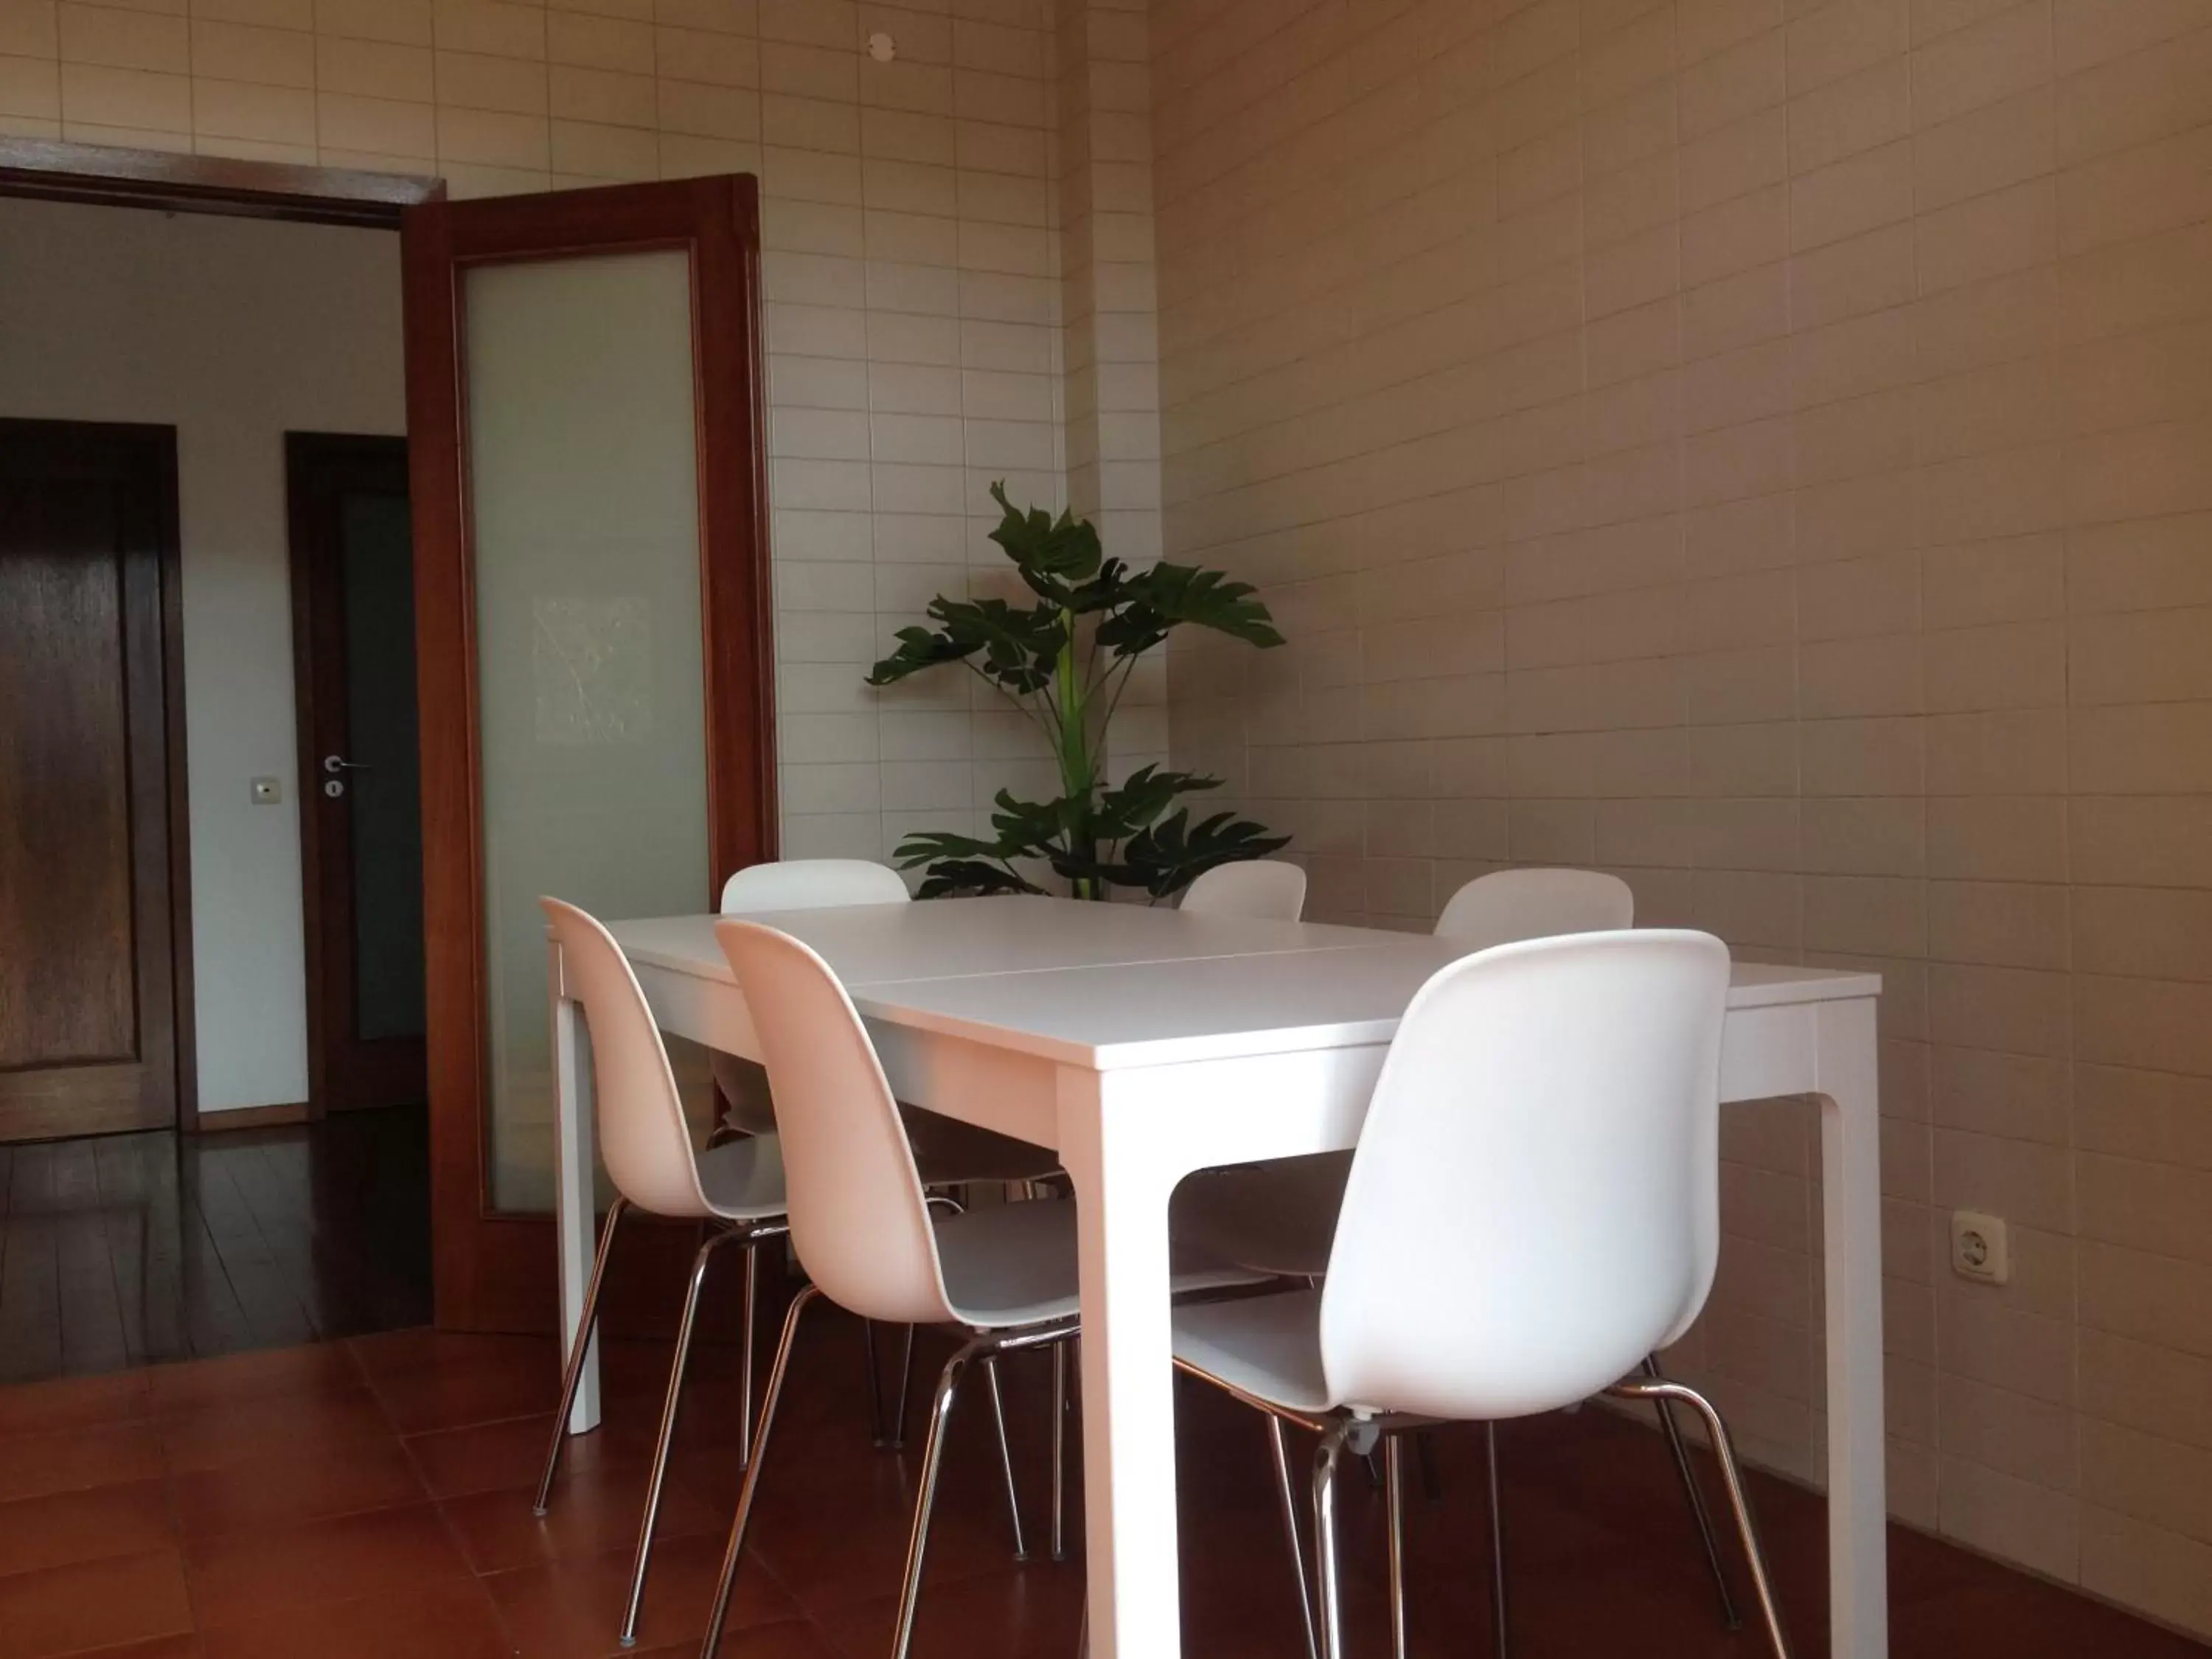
left=1169, top=1152, right=1350, bottom=1279
left=902, top=1105, right=1061, bottom=1187
left=695, top=1133, right=787, bottom=1223
left=1172, top=1287, right=1333, bottom=1415
left=936, top=1196, right=1257, bottom=1331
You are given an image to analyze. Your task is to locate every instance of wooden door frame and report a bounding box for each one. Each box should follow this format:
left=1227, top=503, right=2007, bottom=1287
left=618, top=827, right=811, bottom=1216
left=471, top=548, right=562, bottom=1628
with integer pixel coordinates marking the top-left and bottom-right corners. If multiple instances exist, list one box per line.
left=0, top=417, right=196, bottom=1135
left=0, top=137, right=440, bottom=227
left=403, top=177, right=778, bottom=1332
left=285, top=431, right=420, bottom=1122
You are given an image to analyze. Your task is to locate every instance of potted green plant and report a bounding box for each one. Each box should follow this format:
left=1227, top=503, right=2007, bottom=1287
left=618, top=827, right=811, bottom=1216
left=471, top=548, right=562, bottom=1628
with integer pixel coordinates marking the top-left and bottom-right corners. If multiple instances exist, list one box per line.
left=866, top=484, right=1290, bottom=900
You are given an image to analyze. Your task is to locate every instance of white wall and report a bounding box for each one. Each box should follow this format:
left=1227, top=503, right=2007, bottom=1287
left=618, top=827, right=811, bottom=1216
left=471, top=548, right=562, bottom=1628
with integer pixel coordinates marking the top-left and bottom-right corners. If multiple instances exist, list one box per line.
left=0, top=195, right=405, bottom=1113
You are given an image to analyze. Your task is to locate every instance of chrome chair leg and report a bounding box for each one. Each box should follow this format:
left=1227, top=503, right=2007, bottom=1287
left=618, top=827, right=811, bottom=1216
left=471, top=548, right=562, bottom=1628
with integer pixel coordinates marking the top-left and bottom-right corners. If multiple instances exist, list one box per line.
left=1485, top=1421, right=1509, bottom=1659
left=737, top=1242, right=761, bottom=1468
left=1266, top=1416, right=1320, bottom=1659
left=1644, top=1354, right=1740, bottom=1629
left=982, top=1354, right=1029, bottom=1560
left=1385, top=1435, right=1408, bottom=1659
left=1311, top=1421, right=1354, bottom=1659
left=700, top=1287, right=821, bottom=1659
left=891, top=1342, right=978, bottom=1659
left=1051, top=1339, right=1070, bottom=1562
left=622, top=1225, right=745, bottom=1645
left=534, top=1195, right=627, bottom=1515
left=1610, top=1375, right=1791, bottom=1659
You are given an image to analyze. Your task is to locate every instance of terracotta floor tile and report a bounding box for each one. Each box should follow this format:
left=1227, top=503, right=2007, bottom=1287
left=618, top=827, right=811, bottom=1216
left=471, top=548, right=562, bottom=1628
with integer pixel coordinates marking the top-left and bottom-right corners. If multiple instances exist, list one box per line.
left=1895, top=1577, right=2212, bottom=1659
left=347, top=1328, right=554, bottom=1381
left=441, top=1455, right=723, bottom=1576
left=732, top=1403, right=1033, bottom=1619
left=0, top=1423, right=165, bottom=1506
left=349, top=1332, right=563, bottom=1436
left=1, top=1327, right=2208, bottom=1658
left=406, top=1411, right=653, bottom=1503
left=0, top=1548, right=193, bottom=1659
left=146, top=1346, right=361, bottom=1417
left=0, top=1372, right=152, bottom=1439
left=156, top=1387, right=393, bottom=1476
left=180, top=1501, right=473, bottom=1628
left=634, top=1615, right=849, bottom=1658
left=195, top=1579, right=510, bottom=1659
left=0, top=1480, right=174, bottom=1579
left=483, top=1535, right=801, bottom=1659
left=170, top=1436, right=425, bottom=1541
left=807, top=1563, right=1088, bottom=1659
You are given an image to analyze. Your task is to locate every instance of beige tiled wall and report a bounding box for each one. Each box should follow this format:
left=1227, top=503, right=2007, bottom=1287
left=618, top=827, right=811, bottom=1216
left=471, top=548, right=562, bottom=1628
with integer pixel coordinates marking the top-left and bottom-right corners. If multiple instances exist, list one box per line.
left=1057, top=0, right=1169, bottom=783
left=1152, top=0, right=2212, bottom=1637
left=0, top=0, right=1073, bottom=861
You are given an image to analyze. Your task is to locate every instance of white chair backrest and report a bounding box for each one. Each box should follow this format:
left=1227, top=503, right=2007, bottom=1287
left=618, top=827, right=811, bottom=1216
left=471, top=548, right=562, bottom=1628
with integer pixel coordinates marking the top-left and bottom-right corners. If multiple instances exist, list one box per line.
left=1434, top=867, right=1632, bottom=949
left=714, top=860, right=911, bottom=1137
left=1319, top=930, right=1731, bottom=1421
left=714, top=919, right=956, bottom=1326
left=1178, top=859, right=1309, bottom=921
left=721, top=858, right=911, bottom=914
left=542, top=898, right=712, bottom=1219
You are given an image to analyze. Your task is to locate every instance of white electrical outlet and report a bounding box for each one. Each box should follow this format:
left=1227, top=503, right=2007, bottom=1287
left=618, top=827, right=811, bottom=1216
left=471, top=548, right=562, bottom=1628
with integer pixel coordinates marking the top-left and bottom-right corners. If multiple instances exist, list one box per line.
left=1951, top=1211, right=2009, bottom=1285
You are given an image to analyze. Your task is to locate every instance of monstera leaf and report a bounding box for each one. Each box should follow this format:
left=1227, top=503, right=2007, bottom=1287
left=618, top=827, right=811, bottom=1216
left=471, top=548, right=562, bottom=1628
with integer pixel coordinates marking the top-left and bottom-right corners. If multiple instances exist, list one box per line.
left=1124, top=809, right=1293, bottom=900
left=869, top=483, right=1290, bottom=902
left=866, top=595, right=1066, bottom=695
left=1096, top=562, right=1285, bottom=658
left=986, top=481, right=1103, bottom=605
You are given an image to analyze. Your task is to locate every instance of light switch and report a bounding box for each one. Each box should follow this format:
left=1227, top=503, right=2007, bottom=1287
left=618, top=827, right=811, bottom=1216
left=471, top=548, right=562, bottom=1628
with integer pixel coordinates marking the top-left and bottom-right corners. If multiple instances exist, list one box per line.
left=250, top=776, right=282, bottom=805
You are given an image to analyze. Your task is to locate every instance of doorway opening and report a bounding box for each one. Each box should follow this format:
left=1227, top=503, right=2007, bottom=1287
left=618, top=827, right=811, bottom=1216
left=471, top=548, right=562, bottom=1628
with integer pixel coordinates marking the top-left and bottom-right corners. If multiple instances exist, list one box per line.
left=0, top=142, right=779, bottom=1373
left=0, top=147, right=437, bottom=1378
left=288, top=432, right=427, bottom=1119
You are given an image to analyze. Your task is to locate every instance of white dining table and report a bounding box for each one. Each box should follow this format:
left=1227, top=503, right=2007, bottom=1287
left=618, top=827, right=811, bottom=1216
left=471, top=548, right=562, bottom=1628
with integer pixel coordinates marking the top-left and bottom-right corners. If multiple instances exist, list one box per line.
left=546, top=895, right=1888, bottom=1659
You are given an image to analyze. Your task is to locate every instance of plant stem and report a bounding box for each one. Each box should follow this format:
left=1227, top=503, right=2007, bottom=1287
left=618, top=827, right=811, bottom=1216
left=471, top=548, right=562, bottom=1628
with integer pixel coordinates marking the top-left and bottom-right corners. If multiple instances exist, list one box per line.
left=1054, top=605, right=1102, bottom=899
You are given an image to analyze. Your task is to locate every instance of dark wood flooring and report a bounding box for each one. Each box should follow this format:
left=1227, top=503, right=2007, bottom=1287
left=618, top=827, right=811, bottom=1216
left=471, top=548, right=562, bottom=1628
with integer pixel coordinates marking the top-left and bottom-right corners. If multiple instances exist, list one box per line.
left=0, top=1281, right=2201, bottom=1659
left=0, top=1108, right=431, bottom=1383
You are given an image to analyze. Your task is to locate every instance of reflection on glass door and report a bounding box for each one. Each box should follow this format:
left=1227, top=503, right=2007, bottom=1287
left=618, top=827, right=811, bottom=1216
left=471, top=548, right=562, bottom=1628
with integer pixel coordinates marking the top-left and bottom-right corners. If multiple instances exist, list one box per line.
left=463, top=251, right=713, bottom=1211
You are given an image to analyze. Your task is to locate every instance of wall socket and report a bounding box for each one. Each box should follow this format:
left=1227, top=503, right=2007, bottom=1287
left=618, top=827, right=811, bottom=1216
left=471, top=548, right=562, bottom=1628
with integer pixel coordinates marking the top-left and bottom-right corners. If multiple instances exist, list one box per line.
left=1951, top=1211, right=2010, bottom=1285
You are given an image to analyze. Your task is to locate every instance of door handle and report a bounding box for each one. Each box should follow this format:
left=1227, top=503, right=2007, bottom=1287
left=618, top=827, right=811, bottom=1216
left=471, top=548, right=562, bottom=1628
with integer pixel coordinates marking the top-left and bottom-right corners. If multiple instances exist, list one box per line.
left=322, top=754, right=372, bottom=773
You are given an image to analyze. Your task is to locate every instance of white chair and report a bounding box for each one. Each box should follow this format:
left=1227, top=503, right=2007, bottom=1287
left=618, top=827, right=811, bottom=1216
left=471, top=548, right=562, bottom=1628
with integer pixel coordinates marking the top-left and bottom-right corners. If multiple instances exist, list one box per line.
left=533, top=898, right=790, bottom=1648
left=1169, top=866, right=1742, bottom=1649
left=698, top=919, right=1253, bottom=1659
left=1179, top=857, right=1308, bottom=919
left=1435, top=863, right=1634, bottom=944
left=1172, top=868, right=1634, bottom=1277
left=710, top=858, right=1064, bottom=1447
left=1172, top=930, right=1790, bottom=1659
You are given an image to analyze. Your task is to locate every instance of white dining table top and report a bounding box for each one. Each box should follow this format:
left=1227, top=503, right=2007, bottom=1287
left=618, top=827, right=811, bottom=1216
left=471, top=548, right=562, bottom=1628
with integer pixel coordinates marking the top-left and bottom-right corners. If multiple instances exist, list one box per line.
left=605, top=894, right=1881, bottom=1070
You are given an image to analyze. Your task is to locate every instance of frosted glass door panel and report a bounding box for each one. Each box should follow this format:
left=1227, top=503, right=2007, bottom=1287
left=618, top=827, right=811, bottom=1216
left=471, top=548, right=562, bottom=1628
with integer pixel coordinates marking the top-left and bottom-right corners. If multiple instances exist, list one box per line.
left=466, top=250, right=711, bottom=1211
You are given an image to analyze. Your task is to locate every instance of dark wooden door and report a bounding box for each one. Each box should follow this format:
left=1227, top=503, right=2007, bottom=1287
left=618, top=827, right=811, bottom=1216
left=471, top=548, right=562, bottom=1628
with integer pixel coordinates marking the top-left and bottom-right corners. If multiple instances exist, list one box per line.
left=403, top=178, right=775, bottom=1332
left=0, top=420, right=190, bottom=1142
left=288, top=433, right=427, bottom=1116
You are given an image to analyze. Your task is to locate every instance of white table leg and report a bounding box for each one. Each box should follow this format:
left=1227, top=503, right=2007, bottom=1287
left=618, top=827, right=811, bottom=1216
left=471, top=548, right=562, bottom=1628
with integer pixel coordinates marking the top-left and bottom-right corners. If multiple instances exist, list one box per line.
left=1817, top=995, right=1888, bottom=1659
left=549, top=941, right=599, bottom=1435
left=1057, top=1067, right=1183, bottom=1659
